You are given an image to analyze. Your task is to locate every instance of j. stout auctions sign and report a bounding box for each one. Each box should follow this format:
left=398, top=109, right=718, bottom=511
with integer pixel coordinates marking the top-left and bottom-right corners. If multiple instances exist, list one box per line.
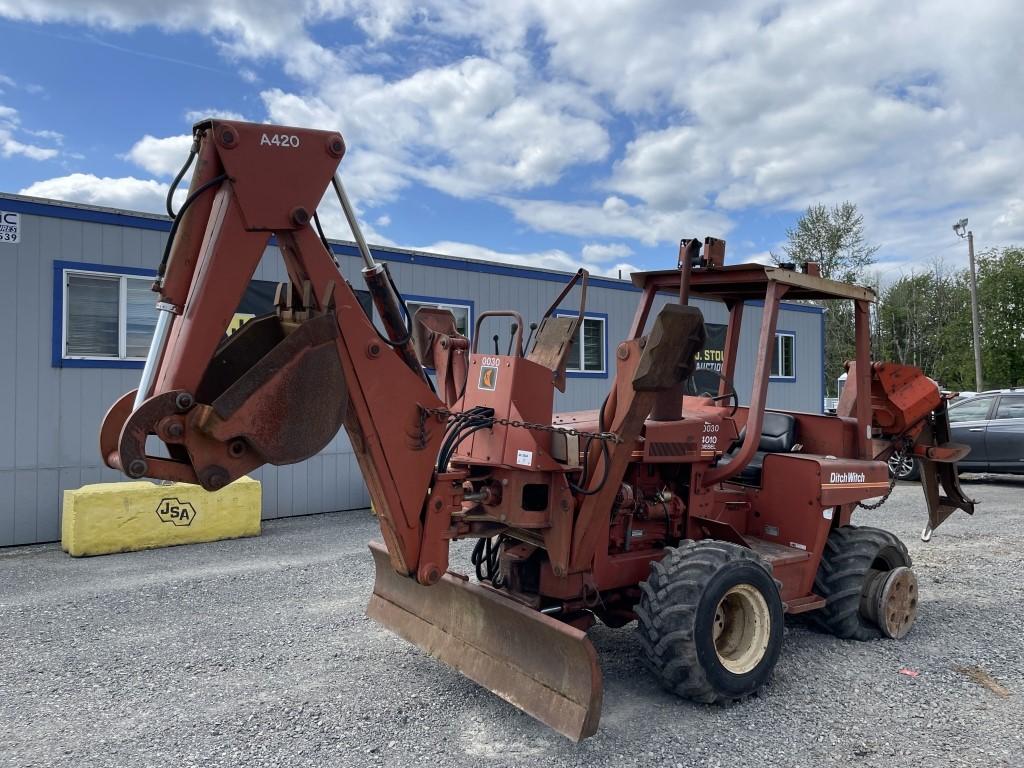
left=689, top=322, right=727, bottom=395
left=0, top=212, right=19, bottom=244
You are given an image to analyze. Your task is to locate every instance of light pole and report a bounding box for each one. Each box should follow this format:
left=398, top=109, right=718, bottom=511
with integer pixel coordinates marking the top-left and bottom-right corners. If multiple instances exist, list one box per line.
left=953, top=217, right=983, bottom=392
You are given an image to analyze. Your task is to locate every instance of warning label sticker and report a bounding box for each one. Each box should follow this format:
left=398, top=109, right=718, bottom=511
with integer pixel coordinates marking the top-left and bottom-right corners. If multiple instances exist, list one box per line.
left=478, top=365, right=498, bottom=390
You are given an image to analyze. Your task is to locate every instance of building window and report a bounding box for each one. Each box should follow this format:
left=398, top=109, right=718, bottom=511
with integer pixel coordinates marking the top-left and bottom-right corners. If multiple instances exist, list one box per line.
left=770, top=332, right=795, bottom=379
left=565, top=316, right=606, bottom=375
left=64, top=269, right=157, bottom=360
left=405, top=298, right=472, bottom=338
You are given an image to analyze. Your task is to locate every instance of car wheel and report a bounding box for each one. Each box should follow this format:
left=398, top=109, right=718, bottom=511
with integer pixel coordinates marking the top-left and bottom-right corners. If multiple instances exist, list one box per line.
left=887, top=453, right=919, bottom=481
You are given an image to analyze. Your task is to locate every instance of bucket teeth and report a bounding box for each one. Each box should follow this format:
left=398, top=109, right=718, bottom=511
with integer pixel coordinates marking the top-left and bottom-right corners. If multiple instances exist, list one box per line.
left=366, top=541, right=603, bottom=741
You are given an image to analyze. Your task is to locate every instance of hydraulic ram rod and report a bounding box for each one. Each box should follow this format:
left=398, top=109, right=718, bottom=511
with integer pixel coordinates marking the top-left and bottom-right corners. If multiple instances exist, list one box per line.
left=133, top=301, right=178, bottom=411
left=331, top=173, right=426, bottom=382
left=332, top=174, right=376, bottom=271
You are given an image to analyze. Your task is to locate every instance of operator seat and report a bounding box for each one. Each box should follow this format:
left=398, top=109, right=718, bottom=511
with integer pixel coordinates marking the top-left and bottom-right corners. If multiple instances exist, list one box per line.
left=719, top=411, right=798, bottom=485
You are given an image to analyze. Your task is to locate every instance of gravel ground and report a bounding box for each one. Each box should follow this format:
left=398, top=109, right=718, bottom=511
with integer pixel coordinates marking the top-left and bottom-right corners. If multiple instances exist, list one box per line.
left=2, top=476, right=1022, bottom=768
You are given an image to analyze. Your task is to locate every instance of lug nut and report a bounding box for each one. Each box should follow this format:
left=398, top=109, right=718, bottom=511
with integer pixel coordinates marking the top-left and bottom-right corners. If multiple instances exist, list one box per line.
left=174, top=392, right=194, bottom=412
left=127, top=459, right=148, bottom=478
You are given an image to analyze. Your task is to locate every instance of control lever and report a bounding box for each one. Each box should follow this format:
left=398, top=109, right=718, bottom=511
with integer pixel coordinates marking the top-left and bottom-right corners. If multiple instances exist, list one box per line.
left=524, top=322, right=538, bottom=352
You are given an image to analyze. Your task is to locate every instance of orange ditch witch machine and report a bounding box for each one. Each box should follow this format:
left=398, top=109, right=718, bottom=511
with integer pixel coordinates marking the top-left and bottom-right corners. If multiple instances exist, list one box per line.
left=101, top=120, right=975, bottom=741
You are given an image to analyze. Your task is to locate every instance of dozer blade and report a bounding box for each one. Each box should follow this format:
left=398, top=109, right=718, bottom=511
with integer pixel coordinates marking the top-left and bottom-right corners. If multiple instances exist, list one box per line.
left=366, top=541, right=603, bottom=741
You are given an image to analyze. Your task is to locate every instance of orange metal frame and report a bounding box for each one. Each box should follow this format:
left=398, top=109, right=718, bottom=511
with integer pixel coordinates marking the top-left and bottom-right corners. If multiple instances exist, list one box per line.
left=102, top=119, right=953, bottom=625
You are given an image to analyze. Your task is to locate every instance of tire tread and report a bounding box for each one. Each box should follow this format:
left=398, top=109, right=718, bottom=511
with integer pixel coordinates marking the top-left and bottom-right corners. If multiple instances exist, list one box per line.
left=637, top=540, right=777, bottom=703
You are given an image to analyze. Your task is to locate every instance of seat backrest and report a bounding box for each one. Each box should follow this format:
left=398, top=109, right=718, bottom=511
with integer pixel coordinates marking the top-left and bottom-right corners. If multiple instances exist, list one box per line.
left=526, top=315, right=580, bottom=393
left=758, top=411, right=797, bottom=453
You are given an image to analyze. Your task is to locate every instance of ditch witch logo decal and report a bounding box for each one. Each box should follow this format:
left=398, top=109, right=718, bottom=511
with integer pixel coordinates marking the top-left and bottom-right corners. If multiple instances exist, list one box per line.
left=156, top=498, right=198, bottom=527
left=828, top=471, right=867, bottom=484
left=478, top=365, right=499, bottom=391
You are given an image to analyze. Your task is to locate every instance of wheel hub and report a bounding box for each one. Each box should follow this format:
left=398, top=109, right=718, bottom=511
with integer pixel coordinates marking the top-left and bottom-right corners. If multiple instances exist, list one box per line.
left=712, top=584, right=771, bottom=674
left=888, top=453, right=915, bottom=479
left=860, top=566, right=918, bottom=639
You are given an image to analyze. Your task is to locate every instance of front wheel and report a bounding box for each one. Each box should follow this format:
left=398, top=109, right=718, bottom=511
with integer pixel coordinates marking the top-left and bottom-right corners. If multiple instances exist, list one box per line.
left=636, top=541, right=784, bottom=703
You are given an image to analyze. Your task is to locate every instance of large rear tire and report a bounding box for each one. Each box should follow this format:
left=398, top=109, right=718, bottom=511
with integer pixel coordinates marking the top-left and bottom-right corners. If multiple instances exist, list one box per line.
left=810, top=525, right=913, bottom=640
left=636, top=541, right=784, bottom=704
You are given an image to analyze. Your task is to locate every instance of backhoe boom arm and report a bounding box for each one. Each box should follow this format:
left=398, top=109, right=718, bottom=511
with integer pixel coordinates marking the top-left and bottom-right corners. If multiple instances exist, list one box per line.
left=100, top=119, right=445, bottom=577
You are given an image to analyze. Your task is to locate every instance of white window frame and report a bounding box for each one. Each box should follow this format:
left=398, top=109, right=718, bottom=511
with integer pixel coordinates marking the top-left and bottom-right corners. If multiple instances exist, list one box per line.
left=404, top=298, right=473, bottom=339
left=62, top=268, right=156, bottom=361
left=770, top=331, right=796, bottom=380
left=561, top=314, right=607, bottom=376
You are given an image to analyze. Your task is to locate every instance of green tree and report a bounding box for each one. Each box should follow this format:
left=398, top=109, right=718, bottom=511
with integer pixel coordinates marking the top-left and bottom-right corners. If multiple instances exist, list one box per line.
left=775, top=202, right=880, bottom=283
left=773, top=202, right=879, bottom=393
left=977, top=246, right=1024, bottom=387
left=875, top=262, right=973, bottom=389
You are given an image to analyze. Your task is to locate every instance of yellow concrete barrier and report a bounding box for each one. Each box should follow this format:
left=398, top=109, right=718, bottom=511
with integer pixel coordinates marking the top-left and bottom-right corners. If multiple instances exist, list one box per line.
left=61, top=477, right=261, bottom=557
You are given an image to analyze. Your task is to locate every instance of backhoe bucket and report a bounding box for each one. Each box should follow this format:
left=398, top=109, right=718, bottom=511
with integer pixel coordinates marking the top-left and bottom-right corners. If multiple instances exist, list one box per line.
left=366, top=541, right=603, bottom=741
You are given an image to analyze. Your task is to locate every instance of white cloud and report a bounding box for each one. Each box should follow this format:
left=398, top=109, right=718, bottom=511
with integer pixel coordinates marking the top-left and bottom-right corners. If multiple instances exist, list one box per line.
left=2, top=137, right=58, bottom=160
left=375, top=214, right=391, bottom=227
left=581, top=243, right=633, bottom=262
left=527, top=0, right=1024, bottom=260
left=0, top=0, right=345, bottom=80
left=261, top=56, right=609, bottom=201
left=18, top=173, right=181, bottom=212
left=25, top=127, right=63, bottom=143
left=3, top=0, right=1023, bottom=269
left=501, top=195, right=732, bottom=246
left=420, top=239, right=637, bottom=278
left=124, top=134, right=193, bottom=176
left=0, top=102, right=60, bottom=160
left=183, top=108, right=247, bottom=123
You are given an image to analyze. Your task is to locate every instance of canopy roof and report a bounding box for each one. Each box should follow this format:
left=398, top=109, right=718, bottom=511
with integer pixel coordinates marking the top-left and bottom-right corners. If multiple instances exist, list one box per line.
left=630, top=263, right=876, bottom=303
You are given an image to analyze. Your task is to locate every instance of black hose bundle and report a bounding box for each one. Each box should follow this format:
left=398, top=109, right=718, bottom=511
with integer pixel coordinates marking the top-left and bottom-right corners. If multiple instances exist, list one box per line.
left=471, top=535, right=506, bottom=587
left=155, top=142, right=228, bottom=284
left=436, top=406, right=494, bottom=472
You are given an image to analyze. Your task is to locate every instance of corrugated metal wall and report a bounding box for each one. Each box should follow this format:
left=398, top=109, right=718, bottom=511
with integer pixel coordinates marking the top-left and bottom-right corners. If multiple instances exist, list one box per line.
left=0, top=195, right=823, bottom=546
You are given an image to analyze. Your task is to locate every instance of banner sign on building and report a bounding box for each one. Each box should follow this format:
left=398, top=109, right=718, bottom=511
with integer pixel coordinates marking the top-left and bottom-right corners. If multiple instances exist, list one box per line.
left=0, top=212, right=20, bottom=243
left=690, top=322, right=727, bottom=394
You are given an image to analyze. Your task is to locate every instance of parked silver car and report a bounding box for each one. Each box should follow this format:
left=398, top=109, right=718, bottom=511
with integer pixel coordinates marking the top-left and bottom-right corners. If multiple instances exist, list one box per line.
left=890, top=389, right=1024, bottom=479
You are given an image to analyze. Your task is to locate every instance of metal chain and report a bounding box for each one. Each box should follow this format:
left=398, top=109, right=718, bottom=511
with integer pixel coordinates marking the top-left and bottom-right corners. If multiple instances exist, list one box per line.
left=420, top=406, right=623, bottom=444
left=858, top=437, right=911, bottom=510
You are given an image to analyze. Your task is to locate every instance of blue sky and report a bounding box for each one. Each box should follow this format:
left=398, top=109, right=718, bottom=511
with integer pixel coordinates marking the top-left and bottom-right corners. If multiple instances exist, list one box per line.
left=1, top=1, right=1022, bottom=279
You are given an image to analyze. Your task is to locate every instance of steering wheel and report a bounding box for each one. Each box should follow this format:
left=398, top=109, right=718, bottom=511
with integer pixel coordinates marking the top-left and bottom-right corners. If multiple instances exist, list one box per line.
left=686, top=371, right=738, bottom=416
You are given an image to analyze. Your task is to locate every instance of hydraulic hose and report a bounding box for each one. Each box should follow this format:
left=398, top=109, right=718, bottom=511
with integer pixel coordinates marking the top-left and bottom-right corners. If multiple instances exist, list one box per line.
left=155, top=173, right=228, bottom=283
left=165, top=142, right=197, bottom=219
